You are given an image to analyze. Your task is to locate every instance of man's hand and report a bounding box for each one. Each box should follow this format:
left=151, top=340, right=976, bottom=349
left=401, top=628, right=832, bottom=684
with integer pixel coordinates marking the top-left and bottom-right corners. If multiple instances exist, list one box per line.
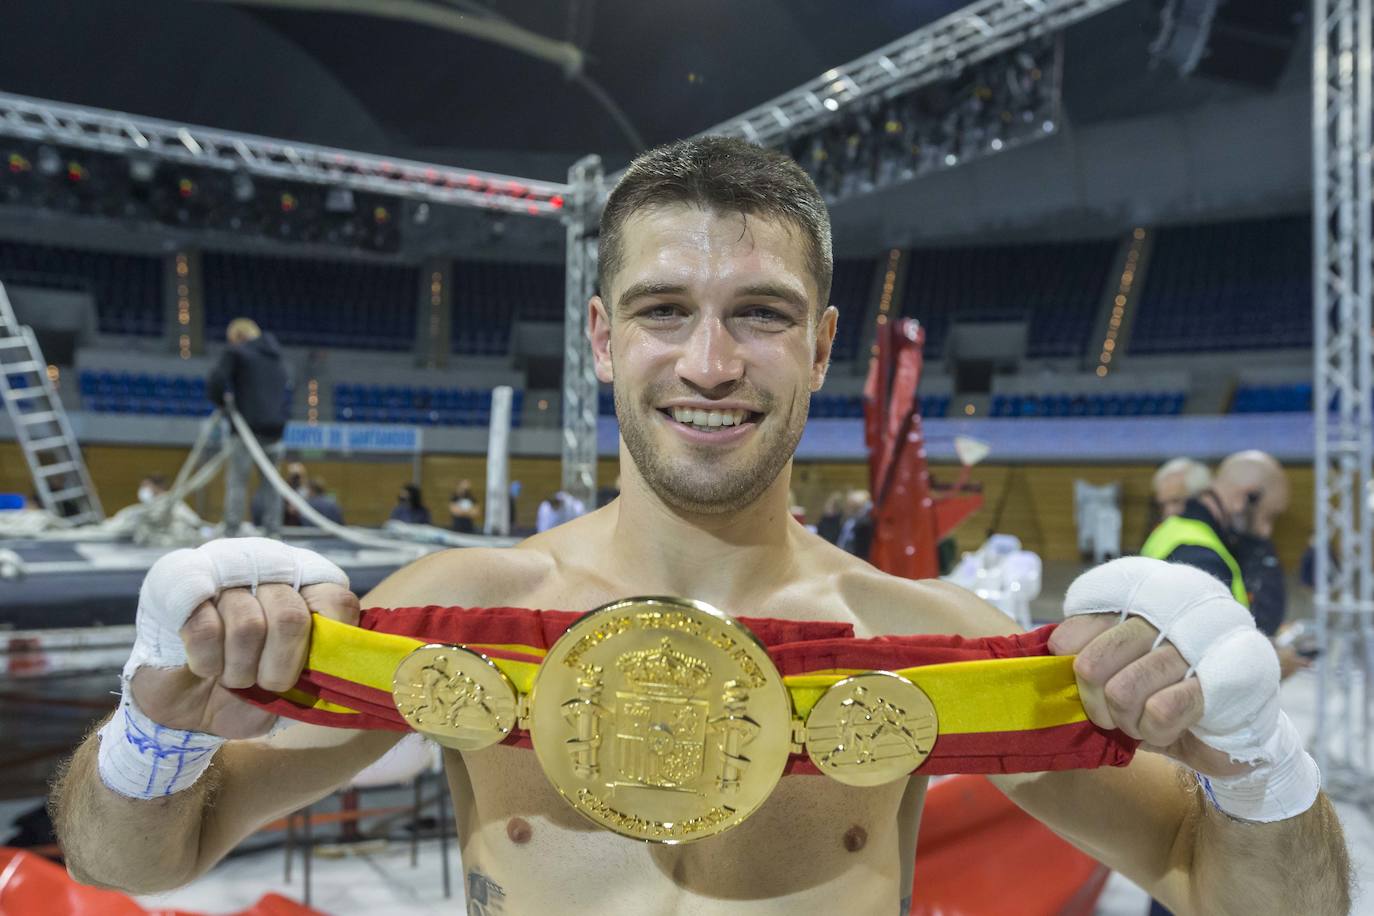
left=122, top=538, right=354, bottom=740
left=132, top=582, right=358, bottom=739
left=1049, top=614, right=1251, bottom=778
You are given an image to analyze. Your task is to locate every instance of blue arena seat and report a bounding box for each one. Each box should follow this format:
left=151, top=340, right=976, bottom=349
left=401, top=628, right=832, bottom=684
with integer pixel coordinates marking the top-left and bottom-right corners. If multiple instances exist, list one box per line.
left=900, top=238, right=1116, bottom=359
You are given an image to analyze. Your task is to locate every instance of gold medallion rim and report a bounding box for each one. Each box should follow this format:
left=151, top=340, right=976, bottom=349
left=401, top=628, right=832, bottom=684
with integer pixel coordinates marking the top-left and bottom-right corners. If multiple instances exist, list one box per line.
left=392, top=643, right=519, bottom=751
left=803, top=669, right=938, bottom=787
left=530, top=596, right=793, bottom=844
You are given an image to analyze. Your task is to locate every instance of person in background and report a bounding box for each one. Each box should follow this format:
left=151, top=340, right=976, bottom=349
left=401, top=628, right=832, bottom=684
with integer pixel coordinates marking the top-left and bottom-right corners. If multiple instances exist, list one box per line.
left=816, top=491, right=844, bottom=544
left=389, top=483, right=430, bottom=526
left=835, top=488, right=874, bottom=560
left=137, top=475, right=168, bottom=505
left=536, top=490, right=586, bottom=533
left=282, top=461, right=310, bottom=527
left=305, top=478, right=344, bottom=526
left=1150, top=456, right=1211, bottom=525
left=449, top=479, right=479, bottom=534
left=207, top=318, right=290, bottom=538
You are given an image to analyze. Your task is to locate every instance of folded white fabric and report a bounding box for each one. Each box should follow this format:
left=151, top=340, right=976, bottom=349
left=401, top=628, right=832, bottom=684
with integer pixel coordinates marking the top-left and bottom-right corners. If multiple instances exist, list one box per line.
left=1065, top=557, right=1320, bottom=822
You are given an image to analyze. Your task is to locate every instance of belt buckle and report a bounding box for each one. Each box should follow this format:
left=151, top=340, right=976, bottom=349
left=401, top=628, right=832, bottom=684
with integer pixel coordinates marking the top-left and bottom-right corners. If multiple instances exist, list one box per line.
left=803, top=671, right=938, bottom=786
left=393, top=644, right=520, bottom=751
left=529, top=596, right=792, bottom=844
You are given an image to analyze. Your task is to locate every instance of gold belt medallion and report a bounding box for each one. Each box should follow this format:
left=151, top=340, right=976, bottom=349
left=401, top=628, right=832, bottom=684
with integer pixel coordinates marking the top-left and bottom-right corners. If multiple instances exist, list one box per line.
left=803, top=671, right=938, bottom=787
left=393, top=644, right=519, bottom=751
left=529, top=597, right=793, bottom=844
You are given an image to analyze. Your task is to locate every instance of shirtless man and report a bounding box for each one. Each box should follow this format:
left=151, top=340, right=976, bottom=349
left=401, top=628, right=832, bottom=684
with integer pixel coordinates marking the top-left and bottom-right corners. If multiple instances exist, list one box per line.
left=53, top=138, right=1350, bottom=915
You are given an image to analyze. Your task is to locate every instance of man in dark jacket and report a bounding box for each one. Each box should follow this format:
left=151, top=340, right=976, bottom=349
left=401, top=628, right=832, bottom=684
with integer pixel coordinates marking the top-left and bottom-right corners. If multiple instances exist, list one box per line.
left=207, top=318, right=290, bottom=537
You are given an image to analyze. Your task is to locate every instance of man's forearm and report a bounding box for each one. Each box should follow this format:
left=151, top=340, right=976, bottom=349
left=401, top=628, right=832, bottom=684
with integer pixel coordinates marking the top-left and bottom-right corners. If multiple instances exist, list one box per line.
left=51, top=729, right=217, bottom=894
left=1183, top=790, right=1351, bottom=916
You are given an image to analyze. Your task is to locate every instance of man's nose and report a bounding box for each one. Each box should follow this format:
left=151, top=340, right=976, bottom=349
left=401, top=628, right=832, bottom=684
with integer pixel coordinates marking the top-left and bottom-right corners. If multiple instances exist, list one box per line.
left=676, top=316, right=744, bottom=391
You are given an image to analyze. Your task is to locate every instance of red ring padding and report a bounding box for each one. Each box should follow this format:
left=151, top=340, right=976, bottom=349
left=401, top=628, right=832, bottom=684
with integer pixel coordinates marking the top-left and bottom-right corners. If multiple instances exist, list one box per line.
left=911, top=775, right=1110, bottom=915
left=0, top=848, right=323, bottom=916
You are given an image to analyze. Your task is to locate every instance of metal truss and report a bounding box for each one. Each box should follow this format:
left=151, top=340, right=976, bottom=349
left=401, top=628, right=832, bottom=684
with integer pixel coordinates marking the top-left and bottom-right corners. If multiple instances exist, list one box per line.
left=691, top=0, right=1125, bottom=152
left=561, top=155, right=603, bottom=511
left=1312, top=0, right=1374, bottom=810
left=0, top=91, right=569, bottom=218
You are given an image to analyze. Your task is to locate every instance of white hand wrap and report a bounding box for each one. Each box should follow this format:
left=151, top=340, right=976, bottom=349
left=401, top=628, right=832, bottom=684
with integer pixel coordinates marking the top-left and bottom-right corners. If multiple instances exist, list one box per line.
left=1065, top=556, right=1320, bottom=822
left=98, top=538, right=349, bottom=798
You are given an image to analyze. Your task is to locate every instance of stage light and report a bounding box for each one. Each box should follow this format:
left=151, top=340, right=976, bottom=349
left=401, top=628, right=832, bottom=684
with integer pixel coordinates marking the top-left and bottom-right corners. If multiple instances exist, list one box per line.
left=36, top=146, right=61, bottom=176
left=824, top=98, right=840, bottom=112
left=325, top=187, right=355, bottom=212
left=280, top=192, right=297, bottom=213
left=129, top=159, right=155, bottom=183
left=7, top=153, right=30, bottom=173
left=177, top=178, right=195, bottom=198
left=232, top=172, right=255, bottom=202
left=373, top=205, right=390, bottom=224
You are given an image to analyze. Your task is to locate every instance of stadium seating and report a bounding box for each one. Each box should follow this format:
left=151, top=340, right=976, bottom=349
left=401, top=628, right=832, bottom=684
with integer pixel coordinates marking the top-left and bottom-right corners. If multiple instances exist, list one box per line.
left=829, top=257, right=878, bottom=362
left=202, top=252, right=418, bottom=350
left=450, top=259, right=562, bottom=355
left=79, top=370, right=214, bottom=416
left=0, top=240, right=163, bottom=336
left=334, top=383, right=524, bottom=427
left=1231, top=382, right=1312, bottom=413
left=900, top=239, right=1117, bottom=358
left=1131, top=216, right=1311, bottom=353
left=989, top=391, right=1186, bottom=418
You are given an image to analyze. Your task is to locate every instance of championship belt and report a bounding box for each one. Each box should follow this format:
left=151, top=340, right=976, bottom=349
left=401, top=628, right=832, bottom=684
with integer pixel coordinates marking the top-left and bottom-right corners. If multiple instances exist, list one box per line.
left=237, top=598, right=1135, bottom=843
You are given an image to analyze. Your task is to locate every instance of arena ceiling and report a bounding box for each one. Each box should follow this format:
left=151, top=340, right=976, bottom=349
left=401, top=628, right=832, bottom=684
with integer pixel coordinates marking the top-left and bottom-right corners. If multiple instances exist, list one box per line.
left=4, top=1, right=1304, bottom=175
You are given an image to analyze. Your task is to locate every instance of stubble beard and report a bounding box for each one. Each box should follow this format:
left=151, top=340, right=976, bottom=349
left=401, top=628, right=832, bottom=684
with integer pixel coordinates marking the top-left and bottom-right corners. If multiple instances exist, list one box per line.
left=614, top=379, right=808, bottom=516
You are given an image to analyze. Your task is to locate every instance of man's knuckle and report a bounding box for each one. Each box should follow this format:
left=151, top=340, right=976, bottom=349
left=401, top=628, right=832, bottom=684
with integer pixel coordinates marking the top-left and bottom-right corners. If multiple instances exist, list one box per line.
left=272, top=606, right=311, bottom=637
left=1073, top=653, right=1108, bottom=685
left=1104, top=677, right=1138, bottom=712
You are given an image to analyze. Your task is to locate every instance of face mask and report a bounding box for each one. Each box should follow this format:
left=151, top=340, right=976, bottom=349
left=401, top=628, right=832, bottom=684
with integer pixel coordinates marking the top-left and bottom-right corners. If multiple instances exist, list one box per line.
left=138, top=485, right=156, bottom=505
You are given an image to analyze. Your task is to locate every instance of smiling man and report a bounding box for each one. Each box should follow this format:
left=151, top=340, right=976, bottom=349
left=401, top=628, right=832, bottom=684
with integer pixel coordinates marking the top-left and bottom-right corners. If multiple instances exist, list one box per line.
left=55, top=138, right=1350, bottom=915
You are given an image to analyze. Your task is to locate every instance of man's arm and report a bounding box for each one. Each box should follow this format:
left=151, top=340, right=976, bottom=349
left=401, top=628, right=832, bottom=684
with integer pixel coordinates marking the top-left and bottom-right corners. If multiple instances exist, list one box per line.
left=206, top=348, right=233, bottom=407
left=859, top=573, right=1351, bottom=916
left=50, top=545, right=521, bottom=894
left=52, top=717, right=399, bottom=892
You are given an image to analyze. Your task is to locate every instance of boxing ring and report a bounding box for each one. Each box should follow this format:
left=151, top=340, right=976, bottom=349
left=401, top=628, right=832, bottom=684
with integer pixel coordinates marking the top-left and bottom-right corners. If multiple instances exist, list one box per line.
left=1, top=0, right=1372, bottom=912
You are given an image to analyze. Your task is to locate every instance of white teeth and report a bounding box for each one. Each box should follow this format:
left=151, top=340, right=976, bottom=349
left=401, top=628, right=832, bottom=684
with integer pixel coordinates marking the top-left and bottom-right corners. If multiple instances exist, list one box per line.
left=670, top=407, right=748, bottom=429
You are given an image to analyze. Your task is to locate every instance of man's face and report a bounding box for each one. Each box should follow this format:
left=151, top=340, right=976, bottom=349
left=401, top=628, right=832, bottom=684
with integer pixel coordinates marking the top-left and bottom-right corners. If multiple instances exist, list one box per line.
left=589, top=205, right=837, bottom=515
left=1153, top=473, right=1190, bottom=519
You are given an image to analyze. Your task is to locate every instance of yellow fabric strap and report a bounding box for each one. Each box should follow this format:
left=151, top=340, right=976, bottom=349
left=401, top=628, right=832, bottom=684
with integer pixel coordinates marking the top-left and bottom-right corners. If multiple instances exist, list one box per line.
left=300, top=615, right=1086, bottom=735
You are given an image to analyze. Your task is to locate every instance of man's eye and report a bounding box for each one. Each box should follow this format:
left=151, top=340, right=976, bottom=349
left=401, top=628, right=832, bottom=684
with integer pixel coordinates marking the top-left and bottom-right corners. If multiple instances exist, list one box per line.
left=744, top=307, right=788, bottom=323
left=642, top=304, right=681, bottom=320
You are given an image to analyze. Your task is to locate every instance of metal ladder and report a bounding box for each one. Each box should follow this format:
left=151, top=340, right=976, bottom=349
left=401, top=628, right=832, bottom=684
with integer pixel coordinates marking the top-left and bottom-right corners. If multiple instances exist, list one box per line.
left=0, top=281, right=103, bottom=524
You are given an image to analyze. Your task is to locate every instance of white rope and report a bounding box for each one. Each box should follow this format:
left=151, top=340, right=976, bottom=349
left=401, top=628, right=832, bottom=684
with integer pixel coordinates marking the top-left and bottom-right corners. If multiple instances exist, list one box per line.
left=223, top=404, right=518, bottom=553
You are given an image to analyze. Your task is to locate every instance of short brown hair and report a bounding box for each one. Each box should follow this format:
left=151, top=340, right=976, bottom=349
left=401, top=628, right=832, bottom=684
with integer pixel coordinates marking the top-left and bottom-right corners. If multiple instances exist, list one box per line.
left=598, top=136, right=833, bottom=311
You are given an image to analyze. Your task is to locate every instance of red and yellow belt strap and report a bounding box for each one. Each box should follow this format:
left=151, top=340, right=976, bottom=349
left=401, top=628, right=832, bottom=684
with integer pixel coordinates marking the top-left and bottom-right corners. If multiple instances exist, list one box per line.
left=235, top=605, right=1138, bottom=776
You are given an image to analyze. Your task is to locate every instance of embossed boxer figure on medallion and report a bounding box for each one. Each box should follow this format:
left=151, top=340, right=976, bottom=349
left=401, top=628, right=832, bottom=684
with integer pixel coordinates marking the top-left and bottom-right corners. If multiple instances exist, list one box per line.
left=54, top=139, right=1350, bottom=915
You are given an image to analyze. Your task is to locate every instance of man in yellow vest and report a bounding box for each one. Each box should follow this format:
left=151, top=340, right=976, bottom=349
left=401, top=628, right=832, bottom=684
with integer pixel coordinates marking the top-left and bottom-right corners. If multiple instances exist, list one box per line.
left=1142, top=450, right=1302, bottom=654
left=1141, top=450, right=1297, bottom=916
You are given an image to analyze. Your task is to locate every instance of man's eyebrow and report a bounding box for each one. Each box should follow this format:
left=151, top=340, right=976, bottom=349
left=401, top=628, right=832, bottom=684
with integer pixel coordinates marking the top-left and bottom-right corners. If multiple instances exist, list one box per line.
left=616, top=281, right=689, bottom=313
left=734, top=283, right=810, bottom=312
left=614, top=280, right=812, bottom=315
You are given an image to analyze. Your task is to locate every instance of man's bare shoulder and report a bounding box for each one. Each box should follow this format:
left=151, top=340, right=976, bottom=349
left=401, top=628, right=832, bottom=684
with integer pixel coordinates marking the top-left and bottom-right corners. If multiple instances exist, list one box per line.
left=362, top=542, right=556, bottom=608
left=831, top=559, right=1021, bottom=639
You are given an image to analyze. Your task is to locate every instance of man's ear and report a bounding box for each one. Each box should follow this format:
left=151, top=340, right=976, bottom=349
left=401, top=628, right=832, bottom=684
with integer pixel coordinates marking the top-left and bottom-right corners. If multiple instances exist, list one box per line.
left=589, top=295, right=614, bottom=383
left=811, top=305, right=839, bottom=392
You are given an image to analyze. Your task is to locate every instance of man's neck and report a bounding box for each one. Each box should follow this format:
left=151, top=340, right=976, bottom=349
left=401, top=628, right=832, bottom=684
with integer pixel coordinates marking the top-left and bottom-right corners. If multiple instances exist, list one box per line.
left=603, top=467, right=801, bottom=609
